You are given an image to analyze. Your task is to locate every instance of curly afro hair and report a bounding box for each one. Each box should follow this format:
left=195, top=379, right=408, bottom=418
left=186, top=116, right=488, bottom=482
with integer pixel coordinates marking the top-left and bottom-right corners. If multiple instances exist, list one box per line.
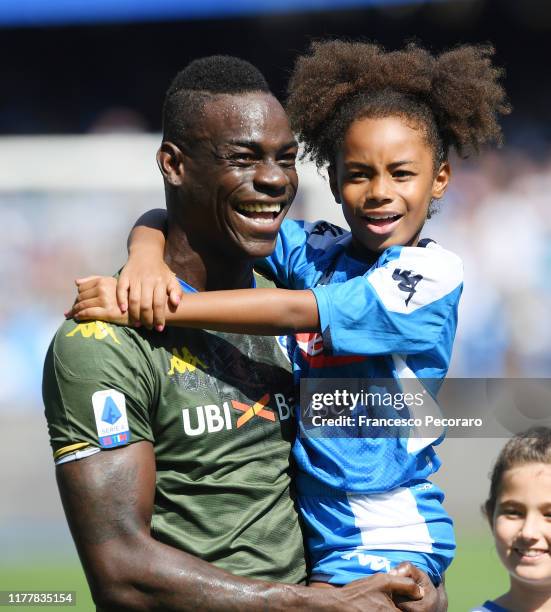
left=286, top=40, right=511, bottom=170
left=163, top=55, right=270, bottom=147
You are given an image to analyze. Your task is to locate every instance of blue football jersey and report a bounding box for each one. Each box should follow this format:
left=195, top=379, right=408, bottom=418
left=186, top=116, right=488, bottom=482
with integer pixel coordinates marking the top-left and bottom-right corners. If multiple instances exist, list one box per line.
left=258, top=219, right=463, bottom=493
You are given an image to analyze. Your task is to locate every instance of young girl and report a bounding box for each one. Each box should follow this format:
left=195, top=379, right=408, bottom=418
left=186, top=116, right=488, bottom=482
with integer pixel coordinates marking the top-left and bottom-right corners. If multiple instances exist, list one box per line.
left=472, top=427, right=551, bottom=612
left=69, top=41, right=509, bottom=589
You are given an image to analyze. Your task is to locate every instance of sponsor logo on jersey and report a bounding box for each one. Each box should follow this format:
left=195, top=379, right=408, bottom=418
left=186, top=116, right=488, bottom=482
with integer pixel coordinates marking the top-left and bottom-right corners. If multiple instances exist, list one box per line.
left=181, top=393, right=292, bottom=436
left=66, top=321, right=121, bottom=344
left=92, top=389, right=131, bottom=448
left=295, top=332, right=365, bottom=368
left=392, top=269, right=423, bottom=306
left=168, top=347, right=207, bottom=375
left=232, top=393, right=274, bottom=428
left=340, top=551, right=391, bottom=573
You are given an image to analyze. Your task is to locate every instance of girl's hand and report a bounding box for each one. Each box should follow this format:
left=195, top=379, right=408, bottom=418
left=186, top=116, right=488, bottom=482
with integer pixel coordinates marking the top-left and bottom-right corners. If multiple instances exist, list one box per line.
left=66, top=276, right=130, bottom=326
left=115, top=255, right=182, bottom=331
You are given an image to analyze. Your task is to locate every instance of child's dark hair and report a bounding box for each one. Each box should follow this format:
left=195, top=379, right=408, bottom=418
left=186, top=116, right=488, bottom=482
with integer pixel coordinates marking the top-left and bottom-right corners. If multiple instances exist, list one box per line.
left=286, top=40, right=511, bottom=171
left=484, top=427, right=551, bottom=522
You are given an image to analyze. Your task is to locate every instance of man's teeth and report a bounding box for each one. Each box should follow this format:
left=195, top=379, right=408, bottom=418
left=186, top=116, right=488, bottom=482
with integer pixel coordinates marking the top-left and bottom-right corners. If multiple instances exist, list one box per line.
left=237, top=203, right=282, bottom=213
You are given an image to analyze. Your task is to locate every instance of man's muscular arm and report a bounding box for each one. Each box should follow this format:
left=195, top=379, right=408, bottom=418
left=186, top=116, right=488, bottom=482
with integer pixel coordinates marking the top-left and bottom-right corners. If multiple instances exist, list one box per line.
left=58, top=441, right=421, bottom=612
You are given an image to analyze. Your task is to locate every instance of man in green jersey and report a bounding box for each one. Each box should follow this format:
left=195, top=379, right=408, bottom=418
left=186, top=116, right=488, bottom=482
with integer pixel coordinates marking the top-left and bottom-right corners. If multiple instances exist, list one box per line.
left=43, top=56, right=429, bottom=610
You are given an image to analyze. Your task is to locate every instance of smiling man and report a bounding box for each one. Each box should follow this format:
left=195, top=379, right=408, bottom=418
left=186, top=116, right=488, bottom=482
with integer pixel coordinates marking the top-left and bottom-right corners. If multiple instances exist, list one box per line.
left=43, top=56, right=424, bottom=610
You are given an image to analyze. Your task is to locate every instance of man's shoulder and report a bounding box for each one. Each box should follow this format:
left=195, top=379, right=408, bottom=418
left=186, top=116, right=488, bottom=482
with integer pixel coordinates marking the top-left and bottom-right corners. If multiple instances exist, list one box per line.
left=59, top=318, right=128, bottom=342
left=47, top=319, right=147, bottom=379
left=54, top=318, right=132, bottom=350
left=43, top=319, right=156, bottom=459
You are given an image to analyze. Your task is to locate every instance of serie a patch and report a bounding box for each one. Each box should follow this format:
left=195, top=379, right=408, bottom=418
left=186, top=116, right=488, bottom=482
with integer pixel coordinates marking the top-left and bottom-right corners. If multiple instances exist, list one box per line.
left=92, top=389, right=131, bottom=449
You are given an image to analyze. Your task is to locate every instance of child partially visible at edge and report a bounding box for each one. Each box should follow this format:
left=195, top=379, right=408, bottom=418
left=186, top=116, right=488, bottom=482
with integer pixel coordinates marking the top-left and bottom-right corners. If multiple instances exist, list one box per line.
left=471, top=427, right=551, bottom=612
left=69, top=41, right=510, bottom=596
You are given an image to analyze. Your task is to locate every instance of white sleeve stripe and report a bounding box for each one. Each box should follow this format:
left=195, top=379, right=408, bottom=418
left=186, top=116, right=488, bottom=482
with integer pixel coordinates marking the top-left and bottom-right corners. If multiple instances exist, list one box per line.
left=368, top=246, right=463, bottom=314
left=55, top=446, right=101, bottom=465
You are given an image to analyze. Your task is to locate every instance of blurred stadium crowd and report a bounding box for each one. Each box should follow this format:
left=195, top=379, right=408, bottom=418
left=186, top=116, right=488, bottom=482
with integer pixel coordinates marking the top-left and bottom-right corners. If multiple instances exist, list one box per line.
left=1, top=135, right=550, bottom=414
left=1, top=0, right=550, bottom=414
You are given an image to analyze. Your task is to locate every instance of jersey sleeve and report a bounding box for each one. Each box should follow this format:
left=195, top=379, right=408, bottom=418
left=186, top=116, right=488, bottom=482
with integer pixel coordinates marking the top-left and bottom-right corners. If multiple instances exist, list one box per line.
left=311, top=245, right=463, bottom=357
left=43, top=319, right=156, bottom=461
left=256, top=218, right=347, bottom=289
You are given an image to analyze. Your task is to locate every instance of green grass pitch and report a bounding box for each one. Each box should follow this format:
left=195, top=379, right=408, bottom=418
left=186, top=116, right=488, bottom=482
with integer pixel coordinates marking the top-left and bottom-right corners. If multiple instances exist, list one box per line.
left=0, top=532, right=508, bottom=611
left=446, top=531, right=509, bottom=611
left=0, top=563, right=93, bottom=611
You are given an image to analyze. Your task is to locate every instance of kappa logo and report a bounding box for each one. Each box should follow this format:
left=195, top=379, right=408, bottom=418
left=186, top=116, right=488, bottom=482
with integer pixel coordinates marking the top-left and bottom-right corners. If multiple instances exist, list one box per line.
left=182, top=393, right=292, bottom=436
left=66, top=321, right=120, bottom=344
left=392, top=268, right=423, bottom=306
left=168, top=347, right=207, bottom=376
left=311, top=221, right=345, bottom=238
left=341, top=551, right=391, bottom=573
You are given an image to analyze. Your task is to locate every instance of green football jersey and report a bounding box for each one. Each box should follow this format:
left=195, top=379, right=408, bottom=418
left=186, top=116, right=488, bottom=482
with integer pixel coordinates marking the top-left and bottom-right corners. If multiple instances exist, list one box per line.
left=43, top=273, right=306, bottom=584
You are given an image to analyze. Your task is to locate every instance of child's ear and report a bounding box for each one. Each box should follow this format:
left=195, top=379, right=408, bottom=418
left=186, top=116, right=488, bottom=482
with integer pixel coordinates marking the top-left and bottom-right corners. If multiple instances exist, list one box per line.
left=157, top=142, right=185, bottom=187
left=432, top=161, right=451, bottom=200
left=328, top=165, right=342, bottom=204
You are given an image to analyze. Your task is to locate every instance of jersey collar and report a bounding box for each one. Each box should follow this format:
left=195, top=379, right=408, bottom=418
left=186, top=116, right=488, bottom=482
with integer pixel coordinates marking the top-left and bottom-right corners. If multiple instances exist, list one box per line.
left=177, top=275, right=257, bottom=294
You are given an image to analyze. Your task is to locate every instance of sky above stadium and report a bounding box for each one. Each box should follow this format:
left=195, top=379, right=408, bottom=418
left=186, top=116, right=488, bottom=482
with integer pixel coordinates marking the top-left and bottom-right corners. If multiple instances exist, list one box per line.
left=1, top=0, right=457, bottom=27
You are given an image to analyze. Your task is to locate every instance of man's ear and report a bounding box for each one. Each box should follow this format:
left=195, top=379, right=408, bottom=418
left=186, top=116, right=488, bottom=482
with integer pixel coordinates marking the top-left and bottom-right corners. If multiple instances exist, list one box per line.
left=157, top=142, right=185, bottom=187
left=328, top=164, right=341, bottom=204
left=432, top=161, right=451, bottom=200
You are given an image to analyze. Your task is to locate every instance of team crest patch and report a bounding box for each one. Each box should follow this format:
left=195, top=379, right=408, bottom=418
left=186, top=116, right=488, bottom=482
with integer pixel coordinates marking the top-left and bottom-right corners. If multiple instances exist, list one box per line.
left=92, top=389, right=131, bottom=448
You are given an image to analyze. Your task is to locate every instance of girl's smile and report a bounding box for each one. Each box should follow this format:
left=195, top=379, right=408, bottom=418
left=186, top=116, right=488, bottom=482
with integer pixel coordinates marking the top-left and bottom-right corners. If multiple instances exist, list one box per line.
left=493, top=463, right=551, bottom=586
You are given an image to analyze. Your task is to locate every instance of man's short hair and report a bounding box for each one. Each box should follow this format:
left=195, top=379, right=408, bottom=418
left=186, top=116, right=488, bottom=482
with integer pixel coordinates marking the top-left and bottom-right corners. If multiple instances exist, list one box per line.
left=162, top=55, right=271, bottom=147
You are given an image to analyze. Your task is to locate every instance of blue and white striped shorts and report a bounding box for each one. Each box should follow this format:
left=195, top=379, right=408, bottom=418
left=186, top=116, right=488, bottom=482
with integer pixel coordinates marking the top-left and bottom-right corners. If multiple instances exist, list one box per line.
left=297, top=474, right=455, bottom=586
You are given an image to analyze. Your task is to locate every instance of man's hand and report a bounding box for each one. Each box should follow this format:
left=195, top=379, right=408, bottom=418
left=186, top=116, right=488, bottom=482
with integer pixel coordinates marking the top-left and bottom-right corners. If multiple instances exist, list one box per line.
left=329, top=572, right=423, bottom=611
left=391, top=563, right=447, bottom=612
